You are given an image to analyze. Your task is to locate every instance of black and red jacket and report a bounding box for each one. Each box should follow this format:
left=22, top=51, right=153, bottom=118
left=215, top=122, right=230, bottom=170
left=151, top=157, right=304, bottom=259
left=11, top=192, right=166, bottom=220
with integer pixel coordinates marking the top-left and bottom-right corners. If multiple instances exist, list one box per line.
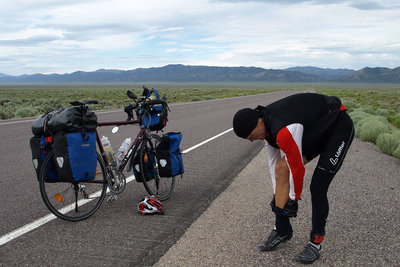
left=259, top=93, right=346, bottom=200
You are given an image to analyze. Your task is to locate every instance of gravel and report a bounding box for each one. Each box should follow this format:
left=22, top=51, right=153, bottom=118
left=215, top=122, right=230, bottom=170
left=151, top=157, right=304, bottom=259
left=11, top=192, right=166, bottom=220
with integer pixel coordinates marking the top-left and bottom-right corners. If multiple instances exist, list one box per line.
left=155, top=137, right=400, bottom=266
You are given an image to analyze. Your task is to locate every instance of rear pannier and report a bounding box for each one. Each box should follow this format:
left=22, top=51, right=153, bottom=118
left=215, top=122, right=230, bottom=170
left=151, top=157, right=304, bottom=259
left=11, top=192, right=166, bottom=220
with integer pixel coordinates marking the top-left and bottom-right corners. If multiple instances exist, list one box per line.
left=30, top=105, right=98, bottom=182
left=30, top=135, right=58, bottom=182
left=52, top=132, right=97, bottom=182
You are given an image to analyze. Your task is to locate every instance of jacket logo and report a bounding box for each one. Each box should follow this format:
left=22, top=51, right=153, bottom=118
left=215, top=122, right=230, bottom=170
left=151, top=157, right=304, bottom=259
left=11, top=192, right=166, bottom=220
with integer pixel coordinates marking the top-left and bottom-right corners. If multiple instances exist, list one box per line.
left=329, top=141, right=345, bottom=166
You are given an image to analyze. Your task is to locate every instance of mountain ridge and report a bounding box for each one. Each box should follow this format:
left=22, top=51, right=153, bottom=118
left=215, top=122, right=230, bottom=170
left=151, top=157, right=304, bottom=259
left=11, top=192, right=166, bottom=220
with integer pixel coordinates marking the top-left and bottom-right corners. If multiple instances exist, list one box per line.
left=0, top=64, right=399, bottom=84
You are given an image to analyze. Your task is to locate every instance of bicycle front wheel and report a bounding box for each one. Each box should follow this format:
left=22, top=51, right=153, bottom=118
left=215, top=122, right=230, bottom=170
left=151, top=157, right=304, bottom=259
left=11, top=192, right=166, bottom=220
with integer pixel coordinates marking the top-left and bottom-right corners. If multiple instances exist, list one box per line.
left=39, top=151, right=108, bottom=222
left=140, top=134, right=175, bottom=201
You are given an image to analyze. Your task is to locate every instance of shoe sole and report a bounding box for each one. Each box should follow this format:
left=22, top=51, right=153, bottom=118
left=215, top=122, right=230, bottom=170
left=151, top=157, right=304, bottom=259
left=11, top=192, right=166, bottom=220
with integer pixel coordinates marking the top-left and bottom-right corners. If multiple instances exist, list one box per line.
left=294, top=255, right=320, bottom=264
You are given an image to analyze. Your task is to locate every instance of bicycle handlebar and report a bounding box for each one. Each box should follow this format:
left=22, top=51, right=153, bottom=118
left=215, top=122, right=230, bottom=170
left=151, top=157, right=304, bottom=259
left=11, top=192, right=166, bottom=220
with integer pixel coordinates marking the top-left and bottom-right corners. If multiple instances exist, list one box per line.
left=142, top=99, right=167, bottom=108
left=124, top=103, right=138, bottom=121
left=124, top=88, right=168, bottom=121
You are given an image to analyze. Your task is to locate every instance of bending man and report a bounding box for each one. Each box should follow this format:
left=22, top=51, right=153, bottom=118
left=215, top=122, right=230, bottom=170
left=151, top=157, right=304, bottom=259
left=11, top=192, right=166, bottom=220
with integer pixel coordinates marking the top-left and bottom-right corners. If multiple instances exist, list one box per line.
left=233, top=93, right=354, bottom=264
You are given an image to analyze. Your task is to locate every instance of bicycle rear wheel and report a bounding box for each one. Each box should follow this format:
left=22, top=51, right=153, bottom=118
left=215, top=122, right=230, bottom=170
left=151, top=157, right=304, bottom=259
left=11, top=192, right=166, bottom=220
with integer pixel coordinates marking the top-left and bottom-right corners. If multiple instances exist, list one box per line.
left=39, top=151, right=107, bottom=222
left=140, top=134, right=175, bottom=201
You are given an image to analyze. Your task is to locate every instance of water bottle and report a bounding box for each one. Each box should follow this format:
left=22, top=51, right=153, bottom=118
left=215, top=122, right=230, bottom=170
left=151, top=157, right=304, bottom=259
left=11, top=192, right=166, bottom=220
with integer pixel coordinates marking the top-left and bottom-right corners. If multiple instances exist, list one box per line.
left=101, top=136, right=116, bottom=164
left=116, top=138, right=132, bottom=163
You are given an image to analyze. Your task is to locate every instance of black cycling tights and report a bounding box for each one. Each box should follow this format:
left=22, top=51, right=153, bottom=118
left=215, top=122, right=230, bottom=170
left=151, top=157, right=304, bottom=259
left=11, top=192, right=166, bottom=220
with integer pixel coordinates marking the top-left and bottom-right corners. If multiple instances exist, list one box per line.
left=311, top=111, right=354, bottom=235
left=276, top=111, right=354, bottom=240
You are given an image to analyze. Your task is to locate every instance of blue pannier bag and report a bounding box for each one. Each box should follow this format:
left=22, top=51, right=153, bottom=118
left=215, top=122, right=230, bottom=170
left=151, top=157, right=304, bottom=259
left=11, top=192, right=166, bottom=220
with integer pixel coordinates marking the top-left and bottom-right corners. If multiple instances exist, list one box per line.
left=30, top=135, right=58, bottom=182
left=140, top=104, right=168, bottom=132
left=132, top=148, right=156, bottom=182
left=156, top=132, right=184, bottom=177
left=52, top=132, right=97, bottom=182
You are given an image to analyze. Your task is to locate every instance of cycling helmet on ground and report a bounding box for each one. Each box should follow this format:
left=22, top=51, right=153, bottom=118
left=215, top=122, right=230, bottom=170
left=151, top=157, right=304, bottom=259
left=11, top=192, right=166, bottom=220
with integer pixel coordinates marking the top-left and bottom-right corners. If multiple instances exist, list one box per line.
left=138, top=196, right=163, bottom=215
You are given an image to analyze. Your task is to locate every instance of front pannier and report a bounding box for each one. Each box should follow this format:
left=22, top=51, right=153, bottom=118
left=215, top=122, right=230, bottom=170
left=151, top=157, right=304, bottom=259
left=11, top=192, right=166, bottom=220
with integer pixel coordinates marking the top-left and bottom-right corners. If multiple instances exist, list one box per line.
left=132, top=149, right=157, bottom=182
left=139, top=103, right=168, bottom=132
left=52, top=132, right=97, bottom=182
left=156, top=132, right=184, bottom=177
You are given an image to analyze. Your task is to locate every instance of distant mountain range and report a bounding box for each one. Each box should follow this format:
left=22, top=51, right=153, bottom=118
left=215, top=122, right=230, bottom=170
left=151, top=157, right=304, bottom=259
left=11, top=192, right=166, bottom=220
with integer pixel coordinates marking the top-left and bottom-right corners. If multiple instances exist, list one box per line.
left=0, top=64, right=399, bottom=84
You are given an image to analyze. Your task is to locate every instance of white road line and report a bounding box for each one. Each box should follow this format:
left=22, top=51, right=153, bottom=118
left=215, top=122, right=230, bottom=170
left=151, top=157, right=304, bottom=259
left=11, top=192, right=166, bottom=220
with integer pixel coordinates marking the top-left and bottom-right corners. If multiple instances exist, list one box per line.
left=182, top=128, right=233, bottom=154
left=0, top=128, right=233, bottom=247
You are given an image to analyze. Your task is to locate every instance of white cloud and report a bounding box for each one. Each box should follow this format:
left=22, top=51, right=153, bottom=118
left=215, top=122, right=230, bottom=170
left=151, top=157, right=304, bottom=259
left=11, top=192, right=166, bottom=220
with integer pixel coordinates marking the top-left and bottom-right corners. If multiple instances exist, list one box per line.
left=0, top=0, right=399, bottom=75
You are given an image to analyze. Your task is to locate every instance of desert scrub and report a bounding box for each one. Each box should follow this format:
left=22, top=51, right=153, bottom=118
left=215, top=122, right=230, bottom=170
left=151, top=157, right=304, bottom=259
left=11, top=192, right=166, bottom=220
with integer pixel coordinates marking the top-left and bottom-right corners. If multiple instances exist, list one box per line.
left=376, top=132, right=400, bottom=156
left=14, top=107, right=39, bottom=118
left=317, top=88, right=399, bottom=128
left=394, top=145, right=400, bottom=159
left=191, top=96, right=202, bottom=101
left=359, top=118, right=392, bottom=143
left=349, top=108, right=400, bottom=159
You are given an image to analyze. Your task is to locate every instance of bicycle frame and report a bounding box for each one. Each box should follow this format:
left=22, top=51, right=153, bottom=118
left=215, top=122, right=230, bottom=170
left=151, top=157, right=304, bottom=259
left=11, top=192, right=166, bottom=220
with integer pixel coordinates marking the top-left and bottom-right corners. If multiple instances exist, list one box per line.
left=96, top=118, right=147, bottom=172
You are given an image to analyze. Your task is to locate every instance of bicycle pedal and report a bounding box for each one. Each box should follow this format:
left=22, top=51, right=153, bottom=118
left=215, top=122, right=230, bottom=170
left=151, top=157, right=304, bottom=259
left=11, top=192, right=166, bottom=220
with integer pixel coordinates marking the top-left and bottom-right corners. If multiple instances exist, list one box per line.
left=107, top=194, right=118, bottom=202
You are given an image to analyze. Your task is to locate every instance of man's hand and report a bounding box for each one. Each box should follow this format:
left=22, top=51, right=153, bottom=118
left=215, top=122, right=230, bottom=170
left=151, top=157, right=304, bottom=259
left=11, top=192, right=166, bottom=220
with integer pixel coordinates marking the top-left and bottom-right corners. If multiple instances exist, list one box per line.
left=271, top=197, right=298, bottom=218
left=283, top=199, right=298, bottom=217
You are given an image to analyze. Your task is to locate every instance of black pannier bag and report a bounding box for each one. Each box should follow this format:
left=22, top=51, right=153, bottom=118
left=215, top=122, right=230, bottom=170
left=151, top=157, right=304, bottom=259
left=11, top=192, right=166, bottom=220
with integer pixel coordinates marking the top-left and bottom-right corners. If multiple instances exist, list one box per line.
left=156, top=132, right=184, bottom=177
left=46, top=106, right=98, bottom=134
left=31, top=114, right=47, bottom=136
left=132, top=148, right=157, bottom=182
left=31, top=109, right=65, bottom=136
left=52, top=131, right=97, bottom=182
left=30, top=135, right=58, bottom=182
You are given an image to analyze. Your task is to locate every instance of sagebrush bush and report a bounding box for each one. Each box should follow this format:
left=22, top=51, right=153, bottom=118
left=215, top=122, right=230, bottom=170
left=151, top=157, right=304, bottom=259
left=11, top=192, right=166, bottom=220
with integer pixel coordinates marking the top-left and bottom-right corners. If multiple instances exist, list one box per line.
left=14, top=107, right=39, bottom=118
left=360, top=106, right=376, bottom=115
left=0, top=107, right=14, bottom=120
left=390, top=116, right=400, bottom=128
left=356, top=115, right=388, bottom=128
left=376, top=108, right=389, bottom=117
left=359, top=118, right=392, bottom=143
left=349, top=109, right=370, bottom=126
left=393, top=145, right=400, bottom=160
left=376, top=132, right=400, bottom=155
left=191, top=97, right=202, bottom=101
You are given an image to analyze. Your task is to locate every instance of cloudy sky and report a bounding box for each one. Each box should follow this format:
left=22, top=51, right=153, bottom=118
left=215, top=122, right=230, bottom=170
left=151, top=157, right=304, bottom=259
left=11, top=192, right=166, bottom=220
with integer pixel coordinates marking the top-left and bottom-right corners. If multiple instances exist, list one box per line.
left=1, top=0, right=399, bottom=75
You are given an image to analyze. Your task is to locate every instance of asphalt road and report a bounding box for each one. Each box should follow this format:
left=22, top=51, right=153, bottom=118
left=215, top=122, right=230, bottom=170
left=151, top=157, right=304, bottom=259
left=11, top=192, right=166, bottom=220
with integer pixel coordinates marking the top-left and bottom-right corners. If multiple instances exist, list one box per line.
left=0, top=90, right=298, bottom=266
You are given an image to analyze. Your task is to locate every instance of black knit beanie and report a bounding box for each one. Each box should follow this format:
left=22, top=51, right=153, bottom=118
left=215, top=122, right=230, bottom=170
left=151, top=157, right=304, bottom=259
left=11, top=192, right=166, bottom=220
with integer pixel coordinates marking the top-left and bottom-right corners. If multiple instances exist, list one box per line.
left=233, top=108, right=259, bottom=138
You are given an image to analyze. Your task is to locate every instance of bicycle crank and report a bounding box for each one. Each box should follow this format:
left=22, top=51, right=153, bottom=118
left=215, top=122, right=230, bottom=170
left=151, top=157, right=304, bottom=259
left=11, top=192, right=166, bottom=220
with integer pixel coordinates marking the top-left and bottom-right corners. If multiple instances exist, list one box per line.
left=107, top=170, right=126, bottom=194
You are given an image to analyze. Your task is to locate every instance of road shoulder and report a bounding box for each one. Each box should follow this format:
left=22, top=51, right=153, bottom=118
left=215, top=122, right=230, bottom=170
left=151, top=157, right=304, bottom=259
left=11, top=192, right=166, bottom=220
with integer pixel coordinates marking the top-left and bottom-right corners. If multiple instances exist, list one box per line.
left=155, top=138, right=400, bottom=266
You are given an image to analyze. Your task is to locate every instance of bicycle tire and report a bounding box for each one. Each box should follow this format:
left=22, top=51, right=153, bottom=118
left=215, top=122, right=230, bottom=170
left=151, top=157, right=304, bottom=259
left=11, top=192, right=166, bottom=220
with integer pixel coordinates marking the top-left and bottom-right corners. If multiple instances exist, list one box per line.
left=140, top=134, right=175, bottom=201
left=39, top=151, right=108, bottom=222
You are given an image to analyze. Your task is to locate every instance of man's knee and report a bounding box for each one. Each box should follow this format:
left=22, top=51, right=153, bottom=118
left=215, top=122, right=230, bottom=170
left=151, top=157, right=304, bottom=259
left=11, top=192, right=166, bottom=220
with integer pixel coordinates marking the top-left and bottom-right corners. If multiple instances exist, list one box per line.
left=310, top=166, right=336, bottom=195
